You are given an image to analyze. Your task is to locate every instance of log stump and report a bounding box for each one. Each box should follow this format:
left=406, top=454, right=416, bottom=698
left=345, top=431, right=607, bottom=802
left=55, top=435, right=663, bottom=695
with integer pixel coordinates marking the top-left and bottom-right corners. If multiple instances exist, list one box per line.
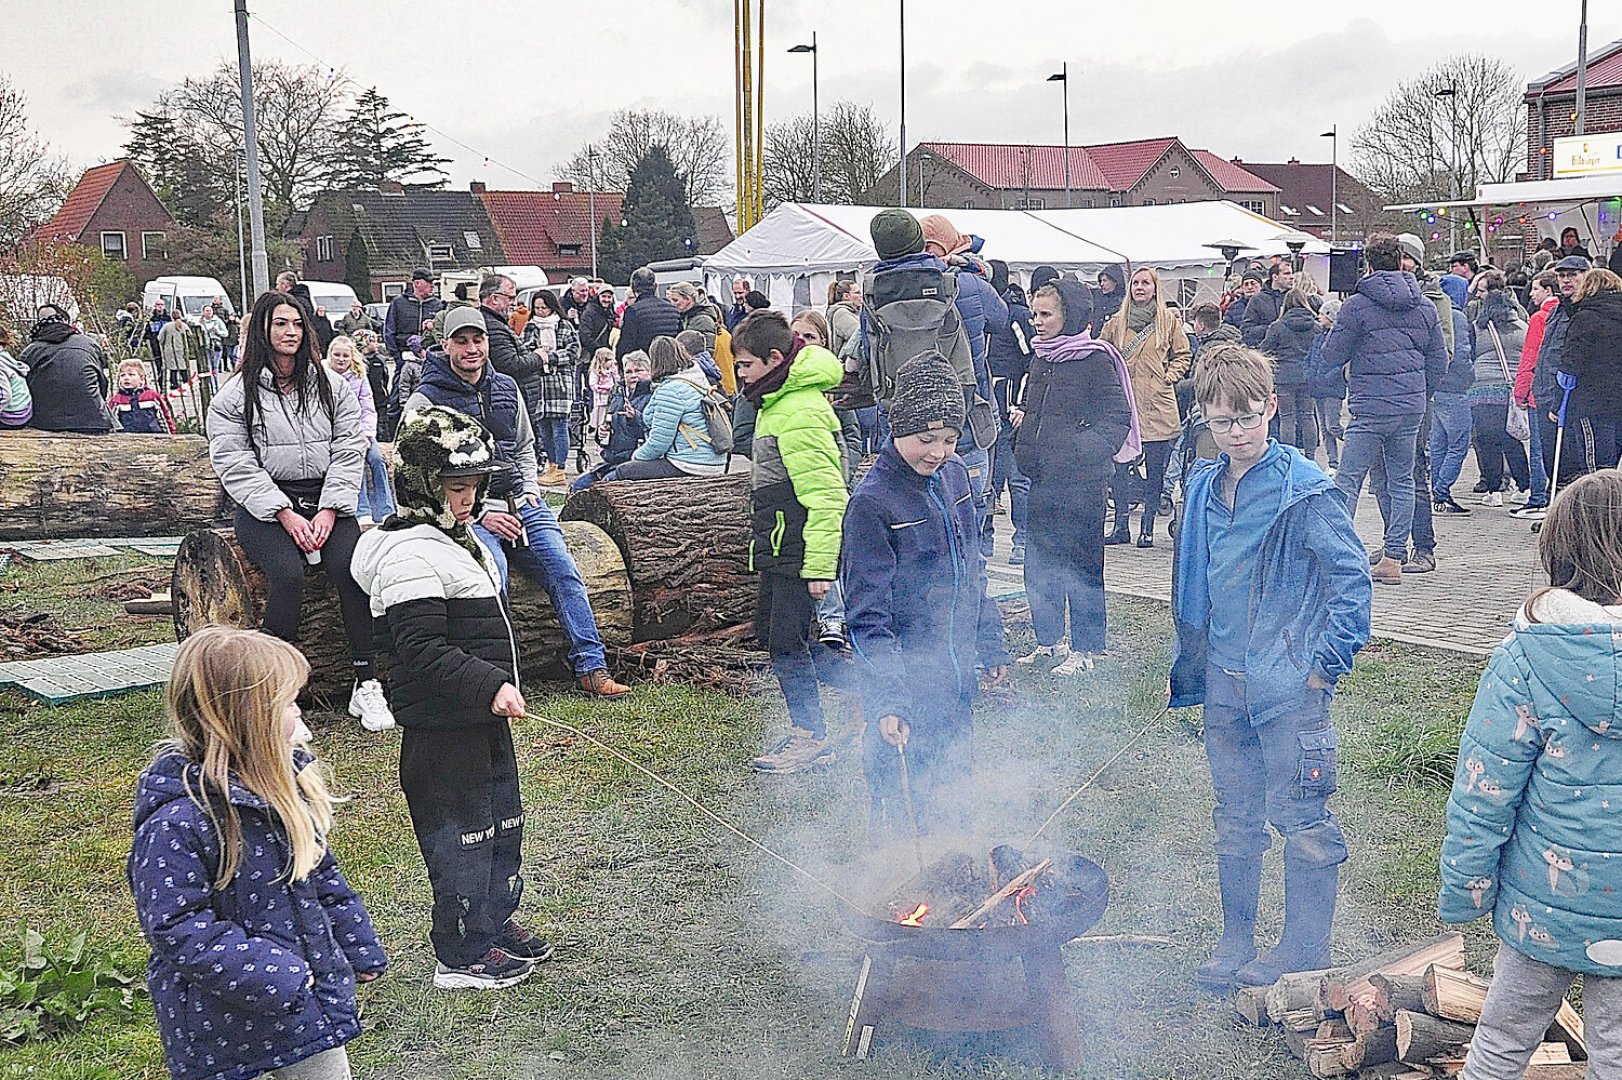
left=0, top=430, right=230, bottom=541
left=560, top=474, right=756, bottom=641
left=172, top=522, right=633, bottom=702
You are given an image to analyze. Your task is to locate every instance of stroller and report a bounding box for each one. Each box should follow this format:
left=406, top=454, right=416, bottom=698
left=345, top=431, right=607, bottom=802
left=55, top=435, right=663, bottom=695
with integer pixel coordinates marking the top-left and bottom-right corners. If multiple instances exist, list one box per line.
left=569, top=360, right=592, bottom=474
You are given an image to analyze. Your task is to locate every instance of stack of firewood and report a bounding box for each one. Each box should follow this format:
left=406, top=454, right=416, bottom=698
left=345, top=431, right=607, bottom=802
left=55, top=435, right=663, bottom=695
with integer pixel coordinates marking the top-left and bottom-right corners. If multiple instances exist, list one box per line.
left=1234, top=932, right=1588, bottom=1078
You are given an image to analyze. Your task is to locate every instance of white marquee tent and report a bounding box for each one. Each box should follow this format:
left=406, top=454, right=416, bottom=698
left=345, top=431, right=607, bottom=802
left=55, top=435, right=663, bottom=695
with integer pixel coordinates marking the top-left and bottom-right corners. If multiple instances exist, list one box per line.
left=702, top=200, right=1332, bottom=309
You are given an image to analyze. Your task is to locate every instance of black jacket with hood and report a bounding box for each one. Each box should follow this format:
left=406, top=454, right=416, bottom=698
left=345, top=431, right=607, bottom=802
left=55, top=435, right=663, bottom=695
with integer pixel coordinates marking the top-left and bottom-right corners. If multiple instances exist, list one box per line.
left=20, top=320, right=114, bottom=433
left=1259, top=304, right=1318, bottom=387
left=1564, top=290, right=1622, bottom=418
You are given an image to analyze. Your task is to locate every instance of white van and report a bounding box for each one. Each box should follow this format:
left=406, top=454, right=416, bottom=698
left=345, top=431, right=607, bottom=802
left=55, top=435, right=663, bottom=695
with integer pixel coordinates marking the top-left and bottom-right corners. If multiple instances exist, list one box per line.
left=300, top=280, right=361, bottom=319
left=142, top=276, right=236, bottom=325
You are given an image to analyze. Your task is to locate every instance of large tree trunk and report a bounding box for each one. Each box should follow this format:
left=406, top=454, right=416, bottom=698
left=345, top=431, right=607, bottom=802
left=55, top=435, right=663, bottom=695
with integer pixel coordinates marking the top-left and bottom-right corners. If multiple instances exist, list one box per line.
left=172, top=523, right=633, bottom=702
left=560, top=474, right=757, bottom=641
left=0, top=430, right=229, bottom=540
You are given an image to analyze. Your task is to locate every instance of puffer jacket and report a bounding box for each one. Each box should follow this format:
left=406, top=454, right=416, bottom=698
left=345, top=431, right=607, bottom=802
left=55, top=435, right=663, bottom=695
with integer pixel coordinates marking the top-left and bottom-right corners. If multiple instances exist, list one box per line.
left=1440, top=590, right=1622, bottom=978
left=19, top=324, right=113, bottom=433
left=580, top=299, right=617, bottom=356
left=615, top=293, right=682, bottom=362
left=351, top=522, right=516, bottom=729
left=1516, top=297, right=1560, bottom=408
left=110, top=386, right=176, bottom=434
left=207, top=364, right=365, bottom=521
left=1013, top=335, right=1133, bottom=481
left=1090, top=266, right=1125, bottom=334
left=1437, top=307, right=1475, bottom=396
left=483, top=305, right=548, bottom=428
left=335, top=370, right=377, bottom=443
left=748, top=345, right=847, bottom=580
left=986, top=290, right=1033, bottom=381
left=384, top=291, right=443, bottom=357
left=602, top=377, right=652, bottom=466
left=1241, top=285, right=1285, bottom=347
left=1318, top=271, right=1448, bottom=417
left=827, top=300, right=861, bottom=359
left=1473, top=300, right=1528, bottom=390
left=680, top=299, right=719, bottom=352
left=1260, top=305, right=1319, bottom=387
left=128, top=750, right=386, bottom=1080
left=842, top=445, right=1009, bottom=725
left=1304, top=328, right=1345, bottom=400
left=1563, top=290, right=1622, bottom=418
left=946, top=262, right=1007, bottom=402
left=1101, top=306, right=1193, bottom=442
left=633, top=373, right=728, bottom=474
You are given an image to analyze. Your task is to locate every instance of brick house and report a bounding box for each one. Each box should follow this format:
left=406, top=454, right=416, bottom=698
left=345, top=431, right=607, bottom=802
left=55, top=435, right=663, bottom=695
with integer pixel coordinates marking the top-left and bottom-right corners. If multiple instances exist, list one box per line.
left=1231, top=159, right=1388, bottom=241
left=287, top=183, right=505, bottom=301
left=31, top=160, right=176, bottom=284
left=868, top=137, right=1279, bottom=216
left=476, top=181, right=623, bottom=280
left=1525, top=37, right=1622, bottom=180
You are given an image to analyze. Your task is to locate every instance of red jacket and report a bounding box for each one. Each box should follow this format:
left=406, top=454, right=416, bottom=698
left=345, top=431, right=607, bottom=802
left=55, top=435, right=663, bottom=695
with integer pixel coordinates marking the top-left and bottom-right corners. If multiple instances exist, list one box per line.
left=1514, top=296, right=1559, bottom=408
left=108, top=385, right=176, bottom=433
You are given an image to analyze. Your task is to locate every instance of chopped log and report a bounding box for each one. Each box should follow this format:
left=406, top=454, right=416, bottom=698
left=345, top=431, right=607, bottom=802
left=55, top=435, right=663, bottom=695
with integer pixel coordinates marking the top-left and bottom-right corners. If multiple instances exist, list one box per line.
left=1422, top=965, right=1586, bottom=1061
left=0, top=430, right=229, bottom=540
left=1268, top=968, right=1341, bottom=1023
left=1372, top=974, right=1429, bottom=1023
left=1395, top=1009, right=1476, bottom=1064
left=1549, top=1000, right=1588, bottom=1062
left=1346, top=994, right=1385, bottom=1037
left=1340, top=1024, right=1400, bottom=1071
left=560, top=475, right=756, bottom=641
left=948, top=859, right=1052, bottom=928
left=172, top=523, right=634, bottom=702
left=1313, top=1019, right=1353, bottom=1043
left=1278, top=1007, right=1321, bottom=1033
left=1323, top=932, right=1467, bottom=1015
left=1306, top=1044, right=1355, bottom=1079
left=1234, top=985, right=1271, bottom=1027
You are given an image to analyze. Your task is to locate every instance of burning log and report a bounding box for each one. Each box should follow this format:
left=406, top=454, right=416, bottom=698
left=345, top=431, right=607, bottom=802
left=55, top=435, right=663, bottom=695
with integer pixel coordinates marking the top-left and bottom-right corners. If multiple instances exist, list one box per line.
left=1394, top=1009, right=1476, bottom=1065
left=948, top=859, right=1053, bottom=929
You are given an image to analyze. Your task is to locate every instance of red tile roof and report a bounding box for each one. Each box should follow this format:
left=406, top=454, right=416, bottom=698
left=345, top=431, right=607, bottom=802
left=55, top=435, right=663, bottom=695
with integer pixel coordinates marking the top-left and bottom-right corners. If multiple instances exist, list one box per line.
left=33, top=160, right=132, bottom=243
left=1083, top=137, right=1178, bottom=190
left=1189, top=151, right=1278, bottom=193
left=920, top=142, right=1110, bottom=191
left=1528, top=39, right=1622, bottom=97
left=479, top=189, right=625, bottom=267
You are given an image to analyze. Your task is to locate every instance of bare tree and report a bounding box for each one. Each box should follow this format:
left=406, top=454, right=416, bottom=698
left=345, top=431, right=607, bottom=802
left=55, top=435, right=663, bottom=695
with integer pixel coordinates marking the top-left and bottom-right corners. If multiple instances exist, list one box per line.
left=560, top=109, right=730, bottom=208
left=1351, top=54, right=1527, bottom=206
left=0, top=76, right=72, bottom=251
left=763, top=101, right=896, bottom=207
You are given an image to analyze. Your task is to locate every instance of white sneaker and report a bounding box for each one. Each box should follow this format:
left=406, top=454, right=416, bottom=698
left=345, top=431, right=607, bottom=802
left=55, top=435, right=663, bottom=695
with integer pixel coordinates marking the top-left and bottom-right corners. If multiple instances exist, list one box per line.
left=348, top=679, right=396, bottom=732
left=1510, top=505, right=1547, bottom=521
left=1015, top=642, right=1070, bottom=667
left=1052, top=651, right=1095, bottom=676
left=1481, top=492, right=1504, bottom=507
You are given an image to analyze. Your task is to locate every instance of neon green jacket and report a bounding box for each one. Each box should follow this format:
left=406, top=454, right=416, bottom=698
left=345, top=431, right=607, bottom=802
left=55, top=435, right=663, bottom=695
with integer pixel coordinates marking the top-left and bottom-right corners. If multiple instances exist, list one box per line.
left=748, top=344, right=847, bottom=579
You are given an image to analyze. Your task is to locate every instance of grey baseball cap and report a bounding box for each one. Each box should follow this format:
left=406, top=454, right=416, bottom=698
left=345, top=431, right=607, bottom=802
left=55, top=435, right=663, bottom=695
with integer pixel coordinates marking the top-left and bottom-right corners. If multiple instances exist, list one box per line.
left=443, top=307, right=486, bottom=337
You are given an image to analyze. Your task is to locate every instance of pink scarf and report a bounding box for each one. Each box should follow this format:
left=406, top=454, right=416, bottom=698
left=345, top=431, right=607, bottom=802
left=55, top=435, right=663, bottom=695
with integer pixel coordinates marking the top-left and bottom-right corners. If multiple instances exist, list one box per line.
left=1032, top=332, right=1143, bottom=464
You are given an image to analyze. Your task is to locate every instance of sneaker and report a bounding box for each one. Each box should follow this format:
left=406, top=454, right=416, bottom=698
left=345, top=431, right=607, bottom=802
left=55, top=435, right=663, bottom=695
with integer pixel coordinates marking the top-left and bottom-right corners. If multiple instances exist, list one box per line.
left=348, top=679, right=396, bottom=732
left=1009, top=543, right=1026, bottom=566
left=1402, top=551, right=1437, bottom=574
left=578, top=669, right=630, bottom=698
left=495, top=919, right=555, bottom=963
left=1015, top=641, right=1070, bottom=667
left=1510, top=504, right=1548, bottom=520
left=749, top=728, right=835, bottom=774
left=1508, top=487, right=1531, bottom=506
left=1432, top=497, right=1470, bottom=515
left=818, top=618, right=848, bottom=650
left=1051, top=651, right=1095, bottom=676
left=433, top=947, right=534, bottom=991
left=1481, top=491, right=1504, bottom=507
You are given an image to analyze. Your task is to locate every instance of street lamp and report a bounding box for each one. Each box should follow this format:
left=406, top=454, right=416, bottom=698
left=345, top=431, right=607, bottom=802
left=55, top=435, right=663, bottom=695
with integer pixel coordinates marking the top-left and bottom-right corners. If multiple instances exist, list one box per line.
left=1047, top=64, right=1070, bottom=208
left=788, top=33, right=819, bottom=203
left=1319, top=127, right=1337, bottom=245
left=898, top=0, right=908, bottom=208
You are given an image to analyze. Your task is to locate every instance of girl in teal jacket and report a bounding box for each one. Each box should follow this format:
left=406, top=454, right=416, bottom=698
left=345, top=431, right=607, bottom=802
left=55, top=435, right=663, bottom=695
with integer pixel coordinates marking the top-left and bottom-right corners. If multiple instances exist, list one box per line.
left=616, top=336, right=727, bottom=480
left=1440, top=469, right=1622, bottom=1078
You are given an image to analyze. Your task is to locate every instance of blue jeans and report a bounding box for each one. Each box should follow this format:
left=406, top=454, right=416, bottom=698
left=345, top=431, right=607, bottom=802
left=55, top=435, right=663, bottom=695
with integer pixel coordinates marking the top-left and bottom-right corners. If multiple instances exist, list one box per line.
left=1201, top=667, right=1348, bottom=869
left=1429, top=393, right=1473, bottom=501
left=988, top=421, right=1030, bottom=547
left=537, top=416, right=569, bottom=469
left=855, top=407, right=878, bottom=454
left=960, top=445, right=991, bottom=530
left=472, top=499, right=607, bottom=675
left=1527, top=414, right=1549, bottom=505
left=1336, top=411, right=1422, bottom=559
left=358, top=441, right=396, bottom=518
left=816, top=578, right=846, bottom=624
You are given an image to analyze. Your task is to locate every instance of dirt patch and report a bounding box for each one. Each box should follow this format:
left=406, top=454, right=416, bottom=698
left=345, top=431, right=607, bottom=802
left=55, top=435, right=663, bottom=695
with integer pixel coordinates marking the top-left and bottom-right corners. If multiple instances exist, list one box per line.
left=0, top=614, right=85, bottom=658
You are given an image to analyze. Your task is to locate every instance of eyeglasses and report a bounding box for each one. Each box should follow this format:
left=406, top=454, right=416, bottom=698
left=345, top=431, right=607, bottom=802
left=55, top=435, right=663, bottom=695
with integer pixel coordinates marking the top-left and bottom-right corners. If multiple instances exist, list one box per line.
left=1206, top=411, right=1267, bottom=435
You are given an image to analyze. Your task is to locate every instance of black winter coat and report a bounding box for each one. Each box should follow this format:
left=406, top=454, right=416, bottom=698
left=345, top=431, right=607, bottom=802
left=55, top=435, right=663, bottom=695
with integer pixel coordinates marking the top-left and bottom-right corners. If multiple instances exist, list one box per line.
left=580, top=300, right=617, bottom=357
left=483, top=305, right=546, bottom=428
left=1260, top=305, right=1318, bottom=387
left=615, top=294, right=682, bottom=362
left=20, top=324, right=113, bottom=433
left=1241, top=285, right=1285, bottom=347
left=1564, top=290, right=1622, bottom=418
left=1013, top=339, right=1133, bottom=483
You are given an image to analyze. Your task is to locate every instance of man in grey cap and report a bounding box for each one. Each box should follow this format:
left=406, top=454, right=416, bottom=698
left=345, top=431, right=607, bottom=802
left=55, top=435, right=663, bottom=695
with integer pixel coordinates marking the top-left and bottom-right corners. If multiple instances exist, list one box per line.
left=1529, top=255, right=1591, bottom=490
left=385, top=268, right=444, bottom=433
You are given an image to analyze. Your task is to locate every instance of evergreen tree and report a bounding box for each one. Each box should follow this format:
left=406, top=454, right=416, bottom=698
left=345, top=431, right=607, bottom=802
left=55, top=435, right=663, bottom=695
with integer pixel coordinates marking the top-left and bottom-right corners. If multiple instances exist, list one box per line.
left=328, top=89, right=449, bottom=191
left=597, top=145, right=697, bottom=284
left=343, top=229, right=372, bottom=299
left=123, top=110, right=230, bottom=227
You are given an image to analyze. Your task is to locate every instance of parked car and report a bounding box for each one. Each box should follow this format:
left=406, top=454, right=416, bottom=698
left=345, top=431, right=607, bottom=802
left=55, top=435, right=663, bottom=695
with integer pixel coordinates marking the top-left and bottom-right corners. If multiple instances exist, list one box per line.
left=142, top=276, right=236, bottom=325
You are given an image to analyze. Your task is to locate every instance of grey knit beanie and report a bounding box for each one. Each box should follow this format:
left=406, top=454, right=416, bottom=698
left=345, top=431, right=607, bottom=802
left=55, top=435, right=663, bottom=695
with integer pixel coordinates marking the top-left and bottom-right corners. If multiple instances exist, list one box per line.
left=888, top=351, right=964, bottom=438
left=870, top=209, right=926, bottom=261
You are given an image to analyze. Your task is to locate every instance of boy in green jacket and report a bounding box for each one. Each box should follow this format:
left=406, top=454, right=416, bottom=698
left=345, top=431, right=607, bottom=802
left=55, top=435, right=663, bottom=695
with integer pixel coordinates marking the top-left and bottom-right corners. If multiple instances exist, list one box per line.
left=733, top=310, right=850, bottom=774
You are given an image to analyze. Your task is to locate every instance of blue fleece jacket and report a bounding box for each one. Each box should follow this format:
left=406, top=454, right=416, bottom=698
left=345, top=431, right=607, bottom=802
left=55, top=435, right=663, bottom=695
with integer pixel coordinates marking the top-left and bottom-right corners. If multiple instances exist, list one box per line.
left=1319, top=271, right=1449, bottom=417
left=1169, top=441, right=1371, bottom=725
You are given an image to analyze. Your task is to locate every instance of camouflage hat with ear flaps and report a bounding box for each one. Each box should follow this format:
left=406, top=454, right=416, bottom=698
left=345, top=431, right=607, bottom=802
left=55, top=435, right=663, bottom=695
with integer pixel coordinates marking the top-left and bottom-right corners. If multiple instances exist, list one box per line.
left=391, top=406, right=500, bottom=556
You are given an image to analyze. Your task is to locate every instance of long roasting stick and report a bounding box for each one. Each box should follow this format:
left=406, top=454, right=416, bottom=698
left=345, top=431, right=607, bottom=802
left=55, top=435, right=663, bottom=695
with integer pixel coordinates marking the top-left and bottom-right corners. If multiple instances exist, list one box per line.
left=1028, top=704, right=1169, bottom=843
left=949, top=859, right=1053, bottom=928
left=896, top=743, right=925, bottom=875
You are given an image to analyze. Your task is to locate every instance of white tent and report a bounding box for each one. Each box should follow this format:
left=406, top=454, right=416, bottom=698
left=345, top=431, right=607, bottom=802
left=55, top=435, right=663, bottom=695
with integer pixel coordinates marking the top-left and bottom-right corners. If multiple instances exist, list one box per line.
left=702, top=201, right=1329, bottom=309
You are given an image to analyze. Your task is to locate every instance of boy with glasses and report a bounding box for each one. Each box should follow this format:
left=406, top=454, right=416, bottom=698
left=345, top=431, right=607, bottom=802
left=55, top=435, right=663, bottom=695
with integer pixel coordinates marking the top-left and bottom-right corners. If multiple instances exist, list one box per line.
left=1169, top=344, right=1371, bottom=992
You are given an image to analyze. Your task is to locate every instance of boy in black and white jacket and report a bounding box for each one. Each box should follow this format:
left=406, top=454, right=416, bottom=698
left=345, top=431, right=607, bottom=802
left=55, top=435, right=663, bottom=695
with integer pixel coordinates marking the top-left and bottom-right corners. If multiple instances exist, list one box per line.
left=351, top=405, right=552, bottom=991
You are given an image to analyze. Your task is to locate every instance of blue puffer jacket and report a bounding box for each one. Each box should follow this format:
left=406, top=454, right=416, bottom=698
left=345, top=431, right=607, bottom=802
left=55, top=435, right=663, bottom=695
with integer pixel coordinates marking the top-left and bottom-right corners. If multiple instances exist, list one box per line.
left=602, top=377, right=652, bottom=466
left=1169, top=441, right=1371, bottom=725
left=987, top=288, right=1033, bottom=380
left=128, top=751, right=386, bottom=1080
left=950, top=263, right=1008, bottom=402
left=842, top=445, right=1008, bottom=724
left=1319, top=271, right=1449, bottom=417
left=1304, top=328, right=1345, bottom=400
left=633, top=373, right=727, bottom=472
left=1440, top=590, right=1622, bottom=977
left=1438, top=307, right=1476, bottom=395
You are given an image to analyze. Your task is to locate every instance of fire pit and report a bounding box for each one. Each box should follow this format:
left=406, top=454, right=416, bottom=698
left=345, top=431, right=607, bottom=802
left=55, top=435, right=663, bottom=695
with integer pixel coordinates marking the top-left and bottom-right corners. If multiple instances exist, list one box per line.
left=840, top=846, right=1109, bottom=1071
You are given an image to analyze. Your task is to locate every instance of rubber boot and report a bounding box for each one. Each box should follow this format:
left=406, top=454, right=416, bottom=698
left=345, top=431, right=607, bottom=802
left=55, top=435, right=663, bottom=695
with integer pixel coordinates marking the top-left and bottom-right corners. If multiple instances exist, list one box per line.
left=1136, top=512, right=1156, bottom=549
left=1195, top=856, right=1261, bottom=991
left=1235, top=861, right=1338, bottom=987
left=1105, top=499, right=1132, bottom=545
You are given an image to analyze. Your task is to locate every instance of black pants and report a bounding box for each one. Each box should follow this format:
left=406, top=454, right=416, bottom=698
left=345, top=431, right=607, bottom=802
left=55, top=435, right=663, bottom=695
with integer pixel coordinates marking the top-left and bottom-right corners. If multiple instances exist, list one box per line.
left=1025, top=471, right=1109, bottom=652
left=1471, top=404, right=1530, bottom=493
left=1575, top=415, right=1622, bottom=474
left=609, top=458, right=687, bottom=481
left=399, top=722, right=524, bottom=967
left=863, top=697, right=973, bottom=841
left=232, top=509, right=373, bottom=664
left=755, top=570, right=845, bottom=738
left=1111, top=439, right=1173, bottom=536
left=366, top=362, right=390, bottom=441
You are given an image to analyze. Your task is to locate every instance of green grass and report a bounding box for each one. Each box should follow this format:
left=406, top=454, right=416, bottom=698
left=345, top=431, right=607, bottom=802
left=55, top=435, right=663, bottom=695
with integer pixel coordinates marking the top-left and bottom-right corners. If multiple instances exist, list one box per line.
left=0, top=560, right=1498, bottom=1079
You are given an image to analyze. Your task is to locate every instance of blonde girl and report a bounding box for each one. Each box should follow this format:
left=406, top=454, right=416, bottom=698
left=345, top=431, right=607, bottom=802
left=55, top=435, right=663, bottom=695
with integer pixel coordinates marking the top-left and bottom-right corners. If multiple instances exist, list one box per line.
left=129, top=627, right=385, bottom=1080
left=589, top=346, right=619, bottom=439
left=325, top=334, right=395, bottom=523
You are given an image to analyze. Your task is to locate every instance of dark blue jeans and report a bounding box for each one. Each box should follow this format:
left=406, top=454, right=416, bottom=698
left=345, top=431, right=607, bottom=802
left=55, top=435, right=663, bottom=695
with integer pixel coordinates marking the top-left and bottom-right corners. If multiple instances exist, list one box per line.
left=537, top=416, right=570, bottom=469
left=1337, top=411, right=1423, bottom=559
left=472, top=498, right=607, bottom=675
left=1429, top=393, right=1473, bottom=501
left=988, top=418, right=1030, bottom=547
left=1201, top=667, right=1348, bottom=869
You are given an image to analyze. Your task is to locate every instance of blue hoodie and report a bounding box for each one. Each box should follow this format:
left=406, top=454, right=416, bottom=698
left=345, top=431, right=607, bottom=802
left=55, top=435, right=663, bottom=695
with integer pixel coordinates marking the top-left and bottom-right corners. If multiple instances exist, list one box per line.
left=1170, top=441, right=1371, bottom=725
left=1319, top=270, right=1449, bottom=418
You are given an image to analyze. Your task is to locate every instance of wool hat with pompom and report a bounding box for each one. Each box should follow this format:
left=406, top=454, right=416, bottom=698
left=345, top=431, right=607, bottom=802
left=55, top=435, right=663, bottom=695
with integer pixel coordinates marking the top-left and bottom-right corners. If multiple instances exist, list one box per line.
left=888, top=350, right=965, bottom=438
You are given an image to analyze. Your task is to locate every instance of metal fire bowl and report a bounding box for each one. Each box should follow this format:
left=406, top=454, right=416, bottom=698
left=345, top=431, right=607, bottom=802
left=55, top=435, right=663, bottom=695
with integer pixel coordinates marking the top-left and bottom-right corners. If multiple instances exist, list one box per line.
left=844, top=853, right=1109, bottom=963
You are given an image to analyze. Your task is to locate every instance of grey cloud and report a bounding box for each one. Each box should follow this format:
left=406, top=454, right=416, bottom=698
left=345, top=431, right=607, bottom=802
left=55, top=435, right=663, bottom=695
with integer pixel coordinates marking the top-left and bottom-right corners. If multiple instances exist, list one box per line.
left=62, top=71, right=169, bottom=113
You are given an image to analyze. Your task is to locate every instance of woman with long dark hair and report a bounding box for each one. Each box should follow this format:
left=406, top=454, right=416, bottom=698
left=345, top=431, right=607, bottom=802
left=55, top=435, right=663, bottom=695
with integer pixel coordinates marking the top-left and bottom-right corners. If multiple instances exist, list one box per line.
left=207, top=290, right=393, bottom=731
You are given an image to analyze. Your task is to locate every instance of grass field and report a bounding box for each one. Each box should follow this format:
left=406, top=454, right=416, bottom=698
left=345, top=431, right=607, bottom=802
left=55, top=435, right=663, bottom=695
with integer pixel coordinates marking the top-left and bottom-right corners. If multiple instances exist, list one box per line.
left=0, top=556, right=1499, bottom=1079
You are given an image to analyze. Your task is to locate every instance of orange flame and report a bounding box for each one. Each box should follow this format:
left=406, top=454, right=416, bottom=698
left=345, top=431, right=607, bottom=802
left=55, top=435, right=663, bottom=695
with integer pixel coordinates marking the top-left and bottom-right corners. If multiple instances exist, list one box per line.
left=897, top=902, right=930, bottom=926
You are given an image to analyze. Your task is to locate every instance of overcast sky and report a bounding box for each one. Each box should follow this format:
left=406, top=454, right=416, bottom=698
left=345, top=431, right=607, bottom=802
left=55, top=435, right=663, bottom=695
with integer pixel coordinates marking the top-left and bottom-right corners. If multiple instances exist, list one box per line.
left=1, top=1, right=1614, bottom=195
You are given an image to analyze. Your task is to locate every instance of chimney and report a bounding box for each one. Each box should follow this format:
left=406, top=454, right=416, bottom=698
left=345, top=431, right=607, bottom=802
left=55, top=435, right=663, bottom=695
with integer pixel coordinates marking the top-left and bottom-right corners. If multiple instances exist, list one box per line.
left=379, top=180, right=404, bottom=194
left=552, top=181, right=575, bottom=195
left=1287, top=157, right=1300, bottom=166
left=470, top=180, right=487, bottom=194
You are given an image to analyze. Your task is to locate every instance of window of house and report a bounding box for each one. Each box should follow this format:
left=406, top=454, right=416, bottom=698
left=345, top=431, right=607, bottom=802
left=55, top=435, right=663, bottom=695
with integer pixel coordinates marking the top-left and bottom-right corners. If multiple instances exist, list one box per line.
left=1109, top=196, right=1122, bottom=207
left=1336, top=203, right=1354, bottom=215
left=1306, top=205, right=1325, bottom=217
left=101, top=231, right=126, bottom=260
left=1142, top=198, right=1157, bottom=206
left=140, top=231, right=166, bottom=260
left=464, top=231, right=481, bottom=249
left=1280, top=204, right=1298, bottom=216
left=1169, top=166, right=1181, bottom=179
left=1239, top=200, right=1266, bottom=214
left=315, top=235, right=334, bottom=262
left=381, top=282, right=406, bottom=300
left=558, top=243, right=582, bottom=257
left=1014, top=197, right=1046, bottom=210
left=962, top=199, right=974, bottom=209
left=426, top=243, right=453, bottom=262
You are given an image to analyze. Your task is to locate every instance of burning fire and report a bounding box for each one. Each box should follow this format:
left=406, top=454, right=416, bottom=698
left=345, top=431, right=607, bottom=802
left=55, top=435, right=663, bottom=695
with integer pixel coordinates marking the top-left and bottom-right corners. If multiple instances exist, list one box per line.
left=897, top=902, right=930, bottom=927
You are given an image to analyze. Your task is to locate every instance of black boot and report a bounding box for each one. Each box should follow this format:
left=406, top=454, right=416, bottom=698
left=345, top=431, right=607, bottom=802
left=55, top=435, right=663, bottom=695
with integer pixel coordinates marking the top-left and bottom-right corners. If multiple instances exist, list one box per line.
left=1235, top=861, right=1338, bottom=986
left=1137, top=514, right=1155, bottom=548
left=1105, top=503, right=1132, bottom=545
left=1196, top=856, right=1261, bottom=991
